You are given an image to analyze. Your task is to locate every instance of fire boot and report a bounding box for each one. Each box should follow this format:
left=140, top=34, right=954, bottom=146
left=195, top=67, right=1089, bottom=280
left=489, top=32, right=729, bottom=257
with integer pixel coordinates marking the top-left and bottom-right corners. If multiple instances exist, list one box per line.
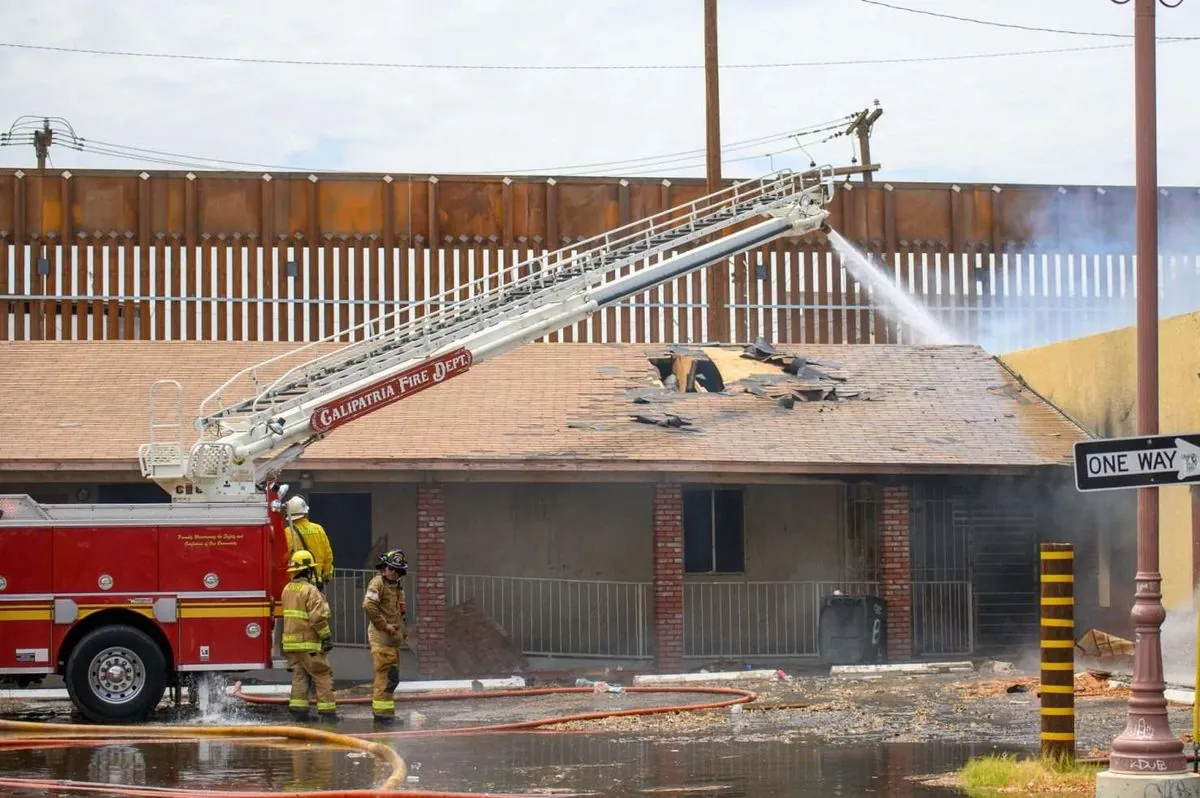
left=385, top=666, right=400, bottom=694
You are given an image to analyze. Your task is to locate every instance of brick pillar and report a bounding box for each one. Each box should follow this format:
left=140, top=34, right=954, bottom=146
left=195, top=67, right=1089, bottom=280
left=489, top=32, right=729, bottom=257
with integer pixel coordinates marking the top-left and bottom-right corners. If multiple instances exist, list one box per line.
left=879, top=484, right=912, bottom=661
left=654, top=483, right=684, bottom=673
left=416, top=483, right=447, bottom=677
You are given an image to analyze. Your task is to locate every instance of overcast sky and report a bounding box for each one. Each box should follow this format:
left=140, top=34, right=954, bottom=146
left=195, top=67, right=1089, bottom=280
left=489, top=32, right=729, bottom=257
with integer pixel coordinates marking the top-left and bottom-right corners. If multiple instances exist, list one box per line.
left=1, top=0, right=1199, bottom=186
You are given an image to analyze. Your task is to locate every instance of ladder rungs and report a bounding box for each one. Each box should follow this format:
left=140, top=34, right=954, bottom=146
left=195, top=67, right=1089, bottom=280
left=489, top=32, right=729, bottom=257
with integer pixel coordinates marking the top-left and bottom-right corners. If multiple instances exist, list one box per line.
left=198, top=169, right=830, bottom=431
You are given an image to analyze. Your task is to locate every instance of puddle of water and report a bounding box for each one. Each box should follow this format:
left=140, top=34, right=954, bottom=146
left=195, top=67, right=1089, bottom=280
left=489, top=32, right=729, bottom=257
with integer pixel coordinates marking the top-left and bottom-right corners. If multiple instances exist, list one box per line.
left=0, top=728, right=1021, bottom=797
left=0, top=737, right=388, bottom=795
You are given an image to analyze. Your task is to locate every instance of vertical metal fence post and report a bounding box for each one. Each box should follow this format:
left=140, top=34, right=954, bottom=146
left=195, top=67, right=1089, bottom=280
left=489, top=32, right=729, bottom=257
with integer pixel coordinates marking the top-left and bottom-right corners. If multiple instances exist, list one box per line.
left=1039, top=542, right=1075, bottom=762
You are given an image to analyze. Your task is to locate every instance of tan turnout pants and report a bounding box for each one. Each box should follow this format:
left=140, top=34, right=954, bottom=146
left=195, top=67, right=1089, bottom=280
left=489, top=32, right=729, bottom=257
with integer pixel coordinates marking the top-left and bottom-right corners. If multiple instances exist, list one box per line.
left=285, top=651, right=336, bottom=715
left=370, top=645, right=401, bottom=717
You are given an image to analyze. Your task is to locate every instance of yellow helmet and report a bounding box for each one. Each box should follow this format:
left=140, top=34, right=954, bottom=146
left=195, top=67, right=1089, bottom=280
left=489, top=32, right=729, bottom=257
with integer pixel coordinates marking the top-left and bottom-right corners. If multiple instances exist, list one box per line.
left=288, top=549, right=316, bottom=574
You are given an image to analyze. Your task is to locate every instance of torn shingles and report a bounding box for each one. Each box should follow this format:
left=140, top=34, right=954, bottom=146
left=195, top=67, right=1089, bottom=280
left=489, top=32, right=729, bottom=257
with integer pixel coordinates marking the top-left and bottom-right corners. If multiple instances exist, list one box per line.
left=631, top=411, right=698, bottom=432
left=626, top=387, right=681, bottom=404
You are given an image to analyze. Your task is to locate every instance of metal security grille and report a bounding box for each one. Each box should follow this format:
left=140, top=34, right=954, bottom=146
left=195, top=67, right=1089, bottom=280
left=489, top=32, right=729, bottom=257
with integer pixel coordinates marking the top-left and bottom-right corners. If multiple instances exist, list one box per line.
left=909, top=483, right=973, bottom=656
left=446, top=574, right=652, bottom=659
left=844, top=483, right=881, bottom=582
left=967, top=503, right=1039, bottom=653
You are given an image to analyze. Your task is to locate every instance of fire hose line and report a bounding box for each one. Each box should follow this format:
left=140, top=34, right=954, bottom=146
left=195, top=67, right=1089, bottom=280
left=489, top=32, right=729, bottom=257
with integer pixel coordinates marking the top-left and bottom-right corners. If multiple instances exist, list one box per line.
left=0, top=685, right=758, bottom=797
left=232, top=683, right=758, bottom=740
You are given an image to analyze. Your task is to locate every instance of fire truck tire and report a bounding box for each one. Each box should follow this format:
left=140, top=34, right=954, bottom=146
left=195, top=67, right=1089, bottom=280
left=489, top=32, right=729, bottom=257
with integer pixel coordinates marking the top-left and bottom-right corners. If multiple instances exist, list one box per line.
left=65, top=625, right=167, bottom=724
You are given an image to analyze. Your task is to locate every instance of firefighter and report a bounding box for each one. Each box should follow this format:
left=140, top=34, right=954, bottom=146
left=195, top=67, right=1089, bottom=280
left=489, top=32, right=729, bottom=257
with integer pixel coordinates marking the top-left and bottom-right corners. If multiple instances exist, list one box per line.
left=361, top=548, right=408, bottom=724
left=284, top=496, right=335, bottom=590
left=281, top=549, right=337, bottom=722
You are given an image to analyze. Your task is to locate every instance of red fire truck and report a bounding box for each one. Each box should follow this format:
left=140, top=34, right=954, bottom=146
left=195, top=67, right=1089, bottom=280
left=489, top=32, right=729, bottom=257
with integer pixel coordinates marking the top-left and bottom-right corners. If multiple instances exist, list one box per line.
left=0, top=168, right=834, bottom=722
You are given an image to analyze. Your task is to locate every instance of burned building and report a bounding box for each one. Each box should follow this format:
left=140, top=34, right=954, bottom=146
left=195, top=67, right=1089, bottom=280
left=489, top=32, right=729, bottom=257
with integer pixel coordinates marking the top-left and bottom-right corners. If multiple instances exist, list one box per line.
left=0, top=339, right=1096, bottom=674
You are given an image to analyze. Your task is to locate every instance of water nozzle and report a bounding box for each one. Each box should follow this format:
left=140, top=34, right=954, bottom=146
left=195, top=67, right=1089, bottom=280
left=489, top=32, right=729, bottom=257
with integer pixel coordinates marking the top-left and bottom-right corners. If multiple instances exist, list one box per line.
left=820, top=221, right=832, bottom=234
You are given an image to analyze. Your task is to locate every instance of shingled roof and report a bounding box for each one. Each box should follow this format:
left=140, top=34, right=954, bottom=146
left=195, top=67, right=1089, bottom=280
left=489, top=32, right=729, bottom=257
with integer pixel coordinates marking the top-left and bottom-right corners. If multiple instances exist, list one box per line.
left=0, top=340, right=1089, bottom=476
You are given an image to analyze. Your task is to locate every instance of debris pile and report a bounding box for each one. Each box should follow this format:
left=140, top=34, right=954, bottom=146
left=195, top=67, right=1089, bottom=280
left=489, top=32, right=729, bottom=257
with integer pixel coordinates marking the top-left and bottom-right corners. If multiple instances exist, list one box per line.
left=737, top=338, right=866, bottom=407
left=1076, top=629, right=1135, bottom=659
left=956, top=671, right=1131, bottom=700
left=444, top=599, right=529, bottom=677
left=626, top=339, right=873, bottom=430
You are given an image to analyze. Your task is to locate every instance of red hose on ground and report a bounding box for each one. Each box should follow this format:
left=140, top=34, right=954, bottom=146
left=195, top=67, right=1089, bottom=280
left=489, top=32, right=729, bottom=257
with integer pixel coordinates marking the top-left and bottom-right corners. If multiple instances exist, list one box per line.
left=231, top=683, right=757, bottom=740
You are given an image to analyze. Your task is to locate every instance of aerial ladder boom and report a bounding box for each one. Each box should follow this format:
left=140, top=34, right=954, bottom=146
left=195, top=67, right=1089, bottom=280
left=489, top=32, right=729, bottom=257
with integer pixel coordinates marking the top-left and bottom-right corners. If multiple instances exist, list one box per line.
left=139, top=167, right=837, bottom=502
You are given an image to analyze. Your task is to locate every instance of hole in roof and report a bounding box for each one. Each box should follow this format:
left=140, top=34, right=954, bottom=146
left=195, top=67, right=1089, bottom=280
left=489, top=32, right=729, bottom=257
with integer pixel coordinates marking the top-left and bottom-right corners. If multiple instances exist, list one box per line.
left=647, top=349, right=725, bottom=394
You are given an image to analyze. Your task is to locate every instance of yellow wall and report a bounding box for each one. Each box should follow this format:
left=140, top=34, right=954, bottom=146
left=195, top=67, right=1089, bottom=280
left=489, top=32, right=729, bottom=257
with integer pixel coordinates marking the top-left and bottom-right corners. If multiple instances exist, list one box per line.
left=1001, top=311, right=1200, bottom=609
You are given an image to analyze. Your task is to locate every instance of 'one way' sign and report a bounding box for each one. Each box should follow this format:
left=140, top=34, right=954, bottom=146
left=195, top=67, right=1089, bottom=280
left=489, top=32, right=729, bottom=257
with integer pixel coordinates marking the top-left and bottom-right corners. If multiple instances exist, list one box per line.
left=1074, top=433, right=1200, bottom=492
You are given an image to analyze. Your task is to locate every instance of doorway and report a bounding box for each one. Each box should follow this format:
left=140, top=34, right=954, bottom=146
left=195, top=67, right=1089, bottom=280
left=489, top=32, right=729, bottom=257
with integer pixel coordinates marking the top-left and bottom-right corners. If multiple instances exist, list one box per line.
left=306, top=491, right=373, bottom=571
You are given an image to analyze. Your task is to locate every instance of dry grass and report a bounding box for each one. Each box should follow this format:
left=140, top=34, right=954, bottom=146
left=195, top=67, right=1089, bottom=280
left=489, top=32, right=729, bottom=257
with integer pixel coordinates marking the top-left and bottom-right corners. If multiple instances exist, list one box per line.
left=958, top=754, right=1101, bottom=795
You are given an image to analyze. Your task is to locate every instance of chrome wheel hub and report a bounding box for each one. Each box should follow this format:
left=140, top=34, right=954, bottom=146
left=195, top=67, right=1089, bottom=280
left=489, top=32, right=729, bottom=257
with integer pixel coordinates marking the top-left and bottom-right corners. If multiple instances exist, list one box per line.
left=87, top=647, right=145, bottom=704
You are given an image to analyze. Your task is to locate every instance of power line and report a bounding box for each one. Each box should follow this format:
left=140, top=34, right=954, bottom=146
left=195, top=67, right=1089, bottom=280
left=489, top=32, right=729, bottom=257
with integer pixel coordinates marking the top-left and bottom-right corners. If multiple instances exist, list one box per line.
left=484, top=117, right=855, bottom=176
left=860, top=0, right=1200, bottom=40
left=0, top=38, right=1180, bottom=71
left=77, top=117, right=848, bottom=176
left=0, top=112, right=857, bottom=177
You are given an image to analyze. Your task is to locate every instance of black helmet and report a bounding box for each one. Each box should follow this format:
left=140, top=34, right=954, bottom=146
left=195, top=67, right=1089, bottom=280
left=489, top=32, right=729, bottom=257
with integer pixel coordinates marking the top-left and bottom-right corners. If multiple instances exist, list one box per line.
left=377, top=549, right=408, bottom=575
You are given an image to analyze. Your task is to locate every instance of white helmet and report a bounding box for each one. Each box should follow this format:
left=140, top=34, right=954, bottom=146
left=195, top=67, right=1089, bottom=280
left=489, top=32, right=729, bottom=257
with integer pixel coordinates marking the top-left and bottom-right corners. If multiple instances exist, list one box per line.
left=285, top=496, right=309, bottom=521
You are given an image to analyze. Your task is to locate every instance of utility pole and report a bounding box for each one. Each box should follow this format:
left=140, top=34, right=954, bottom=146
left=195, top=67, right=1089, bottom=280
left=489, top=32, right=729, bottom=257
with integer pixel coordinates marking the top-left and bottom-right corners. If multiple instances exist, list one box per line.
left=34, top=118, right=52, bottom=340
left=33, top=118, right=53, bottom=170
left=1096, top=0, right=1196, bottom=793
left=845, top=102, right=884, bottom=184
left=703, top=0, right=730, bottom=343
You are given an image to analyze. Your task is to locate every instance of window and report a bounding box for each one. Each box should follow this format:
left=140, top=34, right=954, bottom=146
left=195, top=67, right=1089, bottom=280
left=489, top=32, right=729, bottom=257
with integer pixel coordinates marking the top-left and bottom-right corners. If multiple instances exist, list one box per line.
left=683, top=488, right=745, bottom=574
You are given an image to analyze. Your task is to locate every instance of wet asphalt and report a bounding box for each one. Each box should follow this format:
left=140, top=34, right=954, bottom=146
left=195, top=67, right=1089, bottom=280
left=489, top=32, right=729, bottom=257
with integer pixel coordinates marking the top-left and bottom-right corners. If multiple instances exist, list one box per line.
left=0, top=668, right=1187, bottom=796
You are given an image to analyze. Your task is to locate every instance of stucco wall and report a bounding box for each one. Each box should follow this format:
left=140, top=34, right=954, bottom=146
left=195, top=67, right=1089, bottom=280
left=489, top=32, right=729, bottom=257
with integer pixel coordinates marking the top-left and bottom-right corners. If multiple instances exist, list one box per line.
left=685, top=483, right=844, bottom=582
left=1001, top=311, right=1200, bottom=609
left=443, top=482, right=655, bottom=581
left=369, top=483, right=417, bottom=565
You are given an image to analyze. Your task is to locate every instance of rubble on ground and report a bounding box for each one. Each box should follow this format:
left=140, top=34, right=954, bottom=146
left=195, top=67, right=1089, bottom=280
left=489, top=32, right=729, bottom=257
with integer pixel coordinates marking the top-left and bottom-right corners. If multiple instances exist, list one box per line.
left=530, top=667, right=1180, bottom=752
left=954, top=670, right=1131, bottom=700
left=1075, top=629, right=1135, bottom=659
left=444, top=599, right=528, bottom=677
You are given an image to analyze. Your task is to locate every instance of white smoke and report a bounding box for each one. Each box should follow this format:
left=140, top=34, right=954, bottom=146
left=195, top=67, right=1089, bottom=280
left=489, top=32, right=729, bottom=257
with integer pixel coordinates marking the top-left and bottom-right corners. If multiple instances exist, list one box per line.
left=1161, top=589, right=1199, bottom=688
left=957, top=209, right=1200, bottom=356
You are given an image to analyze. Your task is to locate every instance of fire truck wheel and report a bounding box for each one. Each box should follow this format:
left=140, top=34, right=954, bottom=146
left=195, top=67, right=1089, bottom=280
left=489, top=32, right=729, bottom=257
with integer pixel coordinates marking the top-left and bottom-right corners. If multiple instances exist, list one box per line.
left=65, top=625, right=167, bottom=723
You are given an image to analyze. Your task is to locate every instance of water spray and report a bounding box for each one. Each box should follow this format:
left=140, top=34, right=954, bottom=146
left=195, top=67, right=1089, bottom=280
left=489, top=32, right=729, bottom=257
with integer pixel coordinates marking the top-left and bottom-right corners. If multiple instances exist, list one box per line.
left=825, top=230, right=958, bottom=345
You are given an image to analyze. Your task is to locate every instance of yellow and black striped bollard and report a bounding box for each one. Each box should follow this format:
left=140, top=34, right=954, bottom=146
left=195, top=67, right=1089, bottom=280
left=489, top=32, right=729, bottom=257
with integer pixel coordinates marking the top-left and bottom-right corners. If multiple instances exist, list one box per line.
left=1040, top=542, right=1075, bottom=762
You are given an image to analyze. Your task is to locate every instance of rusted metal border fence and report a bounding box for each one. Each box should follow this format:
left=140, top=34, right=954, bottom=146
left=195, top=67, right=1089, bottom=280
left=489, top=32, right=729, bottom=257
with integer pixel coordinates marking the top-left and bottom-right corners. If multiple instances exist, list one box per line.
left=1039, top=543, right=1075, bottom=762
left=3, top=169, right=1199, bottom=349
left=3, top=242, right=1197, bottom=352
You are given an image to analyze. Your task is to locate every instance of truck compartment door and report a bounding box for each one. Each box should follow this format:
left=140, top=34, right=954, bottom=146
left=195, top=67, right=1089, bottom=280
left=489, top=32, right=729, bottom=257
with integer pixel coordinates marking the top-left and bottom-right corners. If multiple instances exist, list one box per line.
left=161, top=524, right=274, bottom=669
left=0, top=527, right=54, bottom=672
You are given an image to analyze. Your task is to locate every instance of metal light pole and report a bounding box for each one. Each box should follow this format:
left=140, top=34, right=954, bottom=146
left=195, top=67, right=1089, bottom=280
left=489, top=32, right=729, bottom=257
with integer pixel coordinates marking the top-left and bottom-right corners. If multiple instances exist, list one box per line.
left=1104, top=0, right=1187, bottom=778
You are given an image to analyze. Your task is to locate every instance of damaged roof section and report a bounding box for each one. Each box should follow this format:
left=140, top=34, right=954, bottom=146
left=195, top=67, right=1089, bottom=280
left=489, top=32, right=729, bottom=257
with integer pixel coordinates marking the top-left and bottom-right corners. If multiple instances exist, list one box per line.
left=635, top=338, right=874, bottom=428
left=0, top=340, right=1091, bottom=473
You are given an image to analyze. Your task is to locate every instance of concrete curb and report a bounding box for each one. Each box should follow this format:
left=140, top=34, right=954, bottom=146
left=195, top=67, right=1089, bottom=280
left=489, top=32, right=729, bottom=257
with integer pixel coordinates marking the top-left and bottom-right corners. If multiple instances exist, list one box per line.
left=632, top=669, right=781, bottom=685
left=829, top=661, right=974, bottom=675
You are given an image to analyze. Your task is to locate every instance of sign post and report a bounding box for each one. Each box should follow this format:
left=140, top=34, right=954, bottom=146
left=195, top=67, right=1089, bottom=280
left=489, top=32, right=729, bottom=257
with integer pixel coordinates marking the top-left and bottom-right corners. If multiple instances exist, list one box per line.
left=1074, top=434, right=1200, bottom=493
